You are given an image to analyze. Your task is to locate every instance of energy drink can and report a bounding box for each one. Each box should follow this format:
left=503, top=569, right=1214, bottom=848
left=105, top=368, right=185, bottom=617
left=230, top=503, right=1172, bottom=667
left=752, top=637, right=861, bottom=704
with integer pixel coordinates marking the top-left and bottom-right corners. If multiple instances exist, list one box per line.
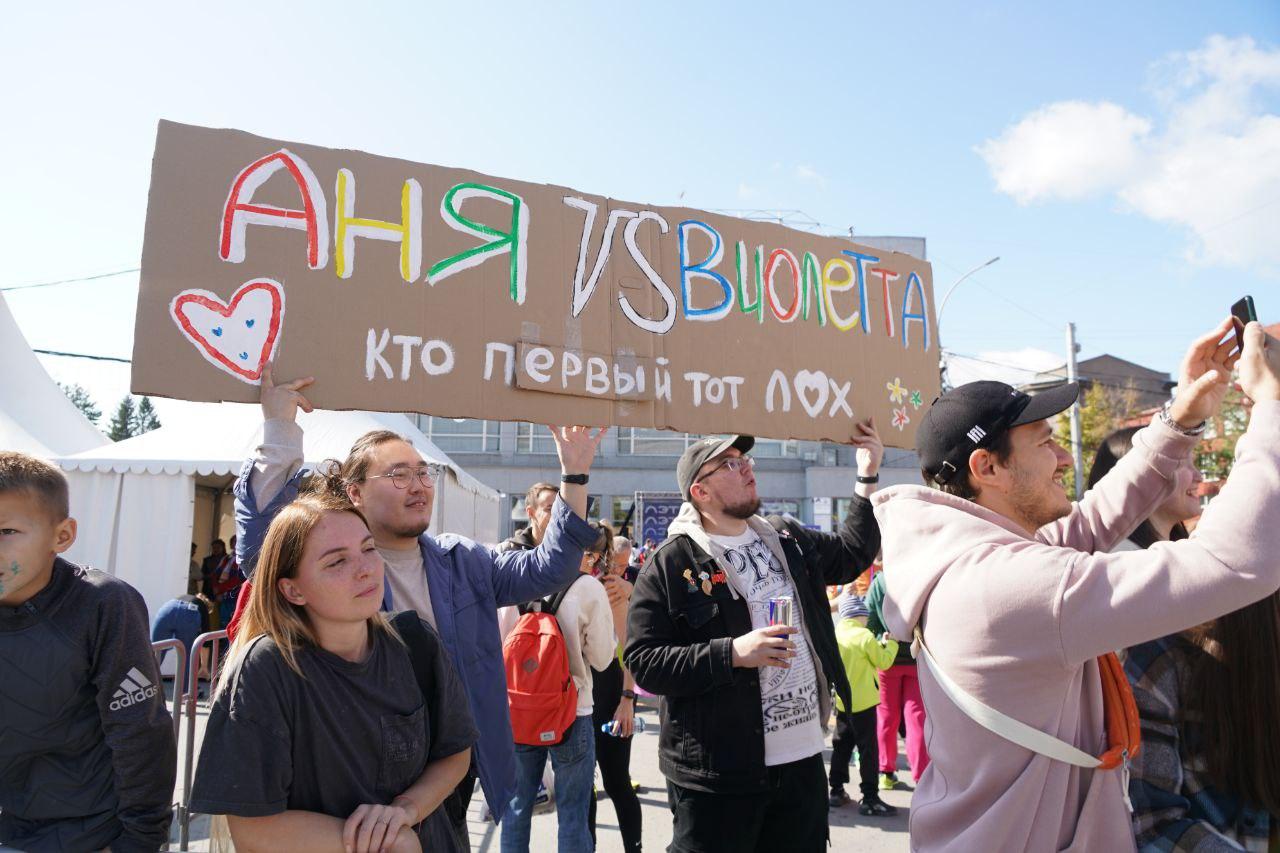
left=768, top=596, right=794, bottom=627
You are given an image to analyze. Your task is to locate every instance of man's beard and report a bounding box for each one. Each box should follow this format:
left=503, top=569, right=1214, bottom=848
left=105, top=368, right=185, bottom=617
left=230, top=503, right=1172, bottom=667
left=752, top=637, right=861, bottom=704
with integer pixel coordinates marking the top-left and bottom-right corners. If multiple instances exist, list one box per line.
left=722, top=496, right=762, bottom=520
left=388, top=520, right=430, bottom=539
left=1008, top=465, right=1069, bottom=531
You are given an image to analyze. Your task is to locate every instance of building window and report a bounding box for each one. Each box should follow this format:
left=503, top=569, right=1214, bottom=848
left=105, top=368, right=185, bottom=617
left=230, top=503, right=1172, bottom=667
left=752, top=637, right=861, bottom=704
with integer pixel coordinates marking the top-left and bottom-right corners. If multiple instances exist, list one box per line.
left=611, top=496, right=634, bottom=533
left=421, top=417, right=501, bottom=453
left=515, top=422, right=557, bottom=454
left=752, top=439, right=800, bottom=459
left=617, top=428, right=698, bottom=455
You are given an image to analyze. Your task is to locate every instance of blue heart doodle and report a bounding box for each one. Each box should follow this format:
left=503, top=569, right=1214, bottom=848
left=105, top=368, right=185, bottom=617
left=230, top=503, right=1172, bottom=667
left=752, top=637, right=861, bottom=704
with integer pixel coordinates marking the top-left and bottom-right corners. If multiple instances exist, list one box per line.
left=239, top=351, right=249, bottom=361
left=245, top=319, right=255, bottom=328
left=212, top=327, right=223, bottom=337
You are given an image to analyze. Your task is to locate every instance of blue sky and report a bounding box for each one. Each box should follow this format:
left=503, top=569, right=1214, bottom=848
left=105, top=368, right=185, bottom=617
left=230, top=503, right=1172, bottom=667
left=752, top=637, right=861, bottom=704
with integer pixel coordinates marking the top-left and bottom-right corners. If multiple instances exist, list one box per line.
left=4, top=1, right=1276, bottom=417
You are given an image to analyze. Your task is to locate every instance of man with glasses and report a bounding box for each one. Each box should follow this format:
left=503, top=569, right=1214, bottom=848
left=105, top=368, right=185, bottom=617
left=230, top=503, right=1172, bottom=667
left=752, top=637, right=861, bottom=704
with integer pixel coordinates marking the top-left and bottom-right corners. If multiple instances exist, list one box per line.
left=625, top=423, right=885, bottom=852
left=229, top=366, right=606, bottom=837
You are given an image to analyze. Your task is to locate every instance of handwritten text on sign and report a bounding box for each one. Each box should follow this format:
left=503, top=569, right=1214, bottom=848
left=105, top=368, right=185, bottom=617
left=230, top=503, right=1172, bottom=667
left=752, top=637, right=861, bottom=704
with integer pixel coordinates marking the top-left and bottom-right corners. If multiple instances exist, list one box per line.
left=133, top=121, right=939, bottom=446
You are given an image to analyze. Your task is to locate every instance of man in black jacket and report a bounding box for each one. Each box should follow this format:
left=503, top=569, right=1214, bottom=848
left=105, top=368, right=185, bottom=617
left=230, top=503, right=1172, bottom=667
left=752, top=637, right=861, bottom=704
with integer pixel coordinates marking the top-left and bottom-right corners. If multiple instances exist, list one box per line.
left=624, top=423, right=883, bottom=852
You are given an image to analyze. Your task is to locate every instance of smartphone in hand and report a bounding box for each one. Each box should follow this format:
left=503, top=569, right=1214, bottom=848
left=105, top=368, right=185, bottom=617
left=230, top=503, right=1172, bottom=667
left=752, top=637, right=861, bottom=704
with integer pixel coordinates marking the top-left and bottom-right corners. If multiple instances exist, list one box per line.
left=1232, top=295, right=1257, bottom=352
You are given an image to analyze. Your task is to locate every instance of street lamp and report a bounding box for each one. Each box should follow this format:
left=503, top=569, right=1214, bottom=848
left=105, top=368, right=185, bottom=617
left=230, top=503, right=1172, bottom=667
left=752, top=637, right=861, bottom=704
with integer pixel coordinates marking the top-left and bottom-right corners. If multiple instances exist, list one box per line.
left=937, top=256, right=999, bottom=390
left=937, top=256, right=1000, bottom=329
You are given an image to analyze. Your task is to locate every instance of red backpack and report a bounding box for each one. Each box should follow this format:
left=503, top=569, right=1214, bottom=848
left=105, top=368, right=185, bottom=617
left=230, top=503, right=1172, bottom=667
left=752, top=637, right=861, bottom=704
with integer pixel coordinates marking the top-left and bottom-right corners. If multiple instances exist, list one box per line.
left=503, top=578, right=583, bottom=746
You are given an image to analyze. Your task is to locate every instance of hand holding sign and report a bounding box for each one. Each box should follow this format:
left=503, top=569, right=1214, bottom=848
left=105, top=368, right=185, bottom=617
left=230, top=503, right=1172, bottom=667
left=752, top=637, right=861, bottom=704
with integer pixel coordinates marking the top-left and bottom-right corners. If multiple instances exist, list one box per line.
left=259, top=362, right=315, bottom=423
left=850, top=418, right=884, bottom=478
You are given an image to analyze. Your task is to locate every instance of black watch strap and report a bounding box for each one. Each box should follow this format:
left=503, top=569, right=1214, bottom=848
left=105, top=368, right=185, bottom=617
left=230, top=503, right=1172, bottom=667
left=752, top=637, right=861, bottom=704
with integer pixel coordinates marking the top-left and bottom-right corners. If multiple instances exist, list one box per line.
left=561, top=473, right=589, bottom=485
left=856, top=474, right=880, bottom=484
left=621, top=689, right=637, bottom=700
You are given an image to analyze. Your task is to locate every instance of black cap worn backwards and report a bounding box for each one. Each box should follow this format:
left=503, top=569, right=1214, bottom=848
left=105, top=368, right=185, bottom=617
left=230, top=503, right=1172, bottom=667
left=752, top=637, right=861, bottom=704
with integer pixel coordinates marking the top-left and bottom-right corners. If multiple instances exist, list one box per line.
left=676, top=435, right=756, bottom=501
left=917, top=380, right=1079, bottom=485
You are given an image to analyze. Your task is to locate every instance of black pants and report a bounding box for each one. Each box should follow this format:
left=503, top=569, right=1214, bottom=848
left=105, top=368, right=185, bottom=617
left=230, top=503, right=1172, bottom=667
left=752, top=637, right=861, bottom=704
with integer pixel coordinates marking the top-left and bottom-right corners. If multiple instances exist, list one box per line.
left=589, top=659, right=643, bottom=853
left=828, top=707, right=879, bottom=799
left=666, top=753, right=827, bottom=853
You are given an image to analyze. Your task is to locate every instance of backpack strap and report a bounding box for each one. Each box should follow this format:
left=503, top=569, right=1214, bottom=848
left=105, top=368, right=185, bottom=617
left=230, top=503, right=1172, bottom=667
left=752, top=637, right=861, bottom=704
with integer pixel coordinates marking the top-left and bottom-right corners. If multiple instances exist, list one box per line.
left=913, top=625, right=1139, bottom=810
left=391, top=611, right=433, bottom=698
left=542, top=574, right=586, bottom=618
left=390, top=611, right=475, bottom=826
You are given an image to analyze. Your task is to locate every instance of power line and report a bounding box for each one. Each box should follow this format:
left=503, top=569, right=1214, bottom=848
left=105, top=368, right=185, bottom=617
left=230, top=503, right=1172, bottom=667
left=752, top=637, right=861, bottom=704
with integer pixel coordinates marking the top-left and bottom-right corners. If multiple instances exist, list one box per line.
left=1, top=267, right=140, bottom=293
left=34, top=349, right=131, bottom=364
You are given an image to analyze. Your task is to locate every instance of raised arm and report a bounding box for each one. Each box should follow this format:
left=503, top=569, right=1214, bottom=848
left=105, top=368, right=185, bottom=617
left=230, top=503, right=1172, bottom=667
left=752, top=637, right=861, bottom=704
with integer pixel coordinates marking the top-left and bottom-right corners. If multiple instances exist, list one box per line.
left=489, top=426, right=605, bottom=606
left=1056, top=325, right=1280, bottom=663
left=775, top=418, right=883, bottom=585
left=234, top=364, right=313, bottom=577
left=1039, top=319, right=1237, bottom=552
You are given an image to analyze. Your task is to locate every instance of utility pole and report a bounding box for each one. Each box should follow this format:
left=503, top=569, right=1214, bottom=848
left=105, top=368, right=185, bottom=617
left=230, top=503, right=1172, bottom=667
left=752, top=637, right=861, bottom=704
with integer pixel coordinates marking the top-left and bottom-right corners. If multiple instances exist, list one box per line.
left=1065, top=322, right=1084, bottom=496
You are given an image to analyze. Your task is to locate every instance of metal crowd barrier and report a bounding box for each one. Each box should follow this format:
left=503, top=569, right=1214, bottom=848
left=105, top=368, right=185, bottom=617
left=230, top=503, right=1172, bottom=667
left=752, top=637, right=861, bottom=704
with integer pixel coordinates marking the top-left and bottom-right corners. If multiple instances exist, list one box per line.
left=149, top=638, right=187, bottom=749
left=174, top=630, right=229, bottom=851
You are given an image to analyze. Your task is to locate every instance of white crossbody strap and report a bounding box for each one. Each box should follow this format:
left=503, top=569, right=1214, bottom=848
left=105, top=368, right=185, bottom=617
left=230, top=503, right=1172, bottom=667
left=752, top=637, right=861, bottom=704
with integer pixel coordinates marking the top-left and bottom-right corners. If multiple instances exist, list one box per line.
left=915, top=628, right=1101, bottom=769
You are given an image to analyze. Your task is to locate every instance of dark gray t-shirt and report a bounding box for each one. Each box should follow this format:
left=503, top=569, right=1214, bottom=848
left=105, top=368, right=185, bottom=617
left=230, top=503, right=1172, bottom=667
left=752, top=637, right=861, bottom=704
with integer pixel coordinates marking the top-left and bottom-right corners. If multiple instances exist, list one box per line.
left=190, top=621, right=477, bottom=852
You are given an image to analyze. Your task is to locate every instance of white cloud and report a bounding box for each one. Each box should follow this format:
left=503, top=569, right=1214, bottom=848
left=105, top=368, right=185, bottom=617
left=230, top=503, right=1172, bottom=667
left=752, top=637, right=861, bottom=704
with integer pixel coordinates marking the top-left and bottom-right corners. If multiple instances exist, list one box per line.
left=977, top=101, right=1151, bottom=203
left=978, top=36, right=1280, bottom=271
left=737, top=181, right=760, bottom=200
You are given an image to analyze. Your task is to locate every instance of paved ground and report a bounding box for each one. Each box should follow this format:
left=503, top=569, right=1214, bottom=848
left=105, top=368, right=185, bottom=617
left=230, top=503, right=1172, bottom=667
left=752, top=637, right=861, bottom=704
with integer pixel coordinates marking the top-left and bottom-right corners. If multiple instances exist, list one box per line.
left=168, top=686, right=912, bottom=852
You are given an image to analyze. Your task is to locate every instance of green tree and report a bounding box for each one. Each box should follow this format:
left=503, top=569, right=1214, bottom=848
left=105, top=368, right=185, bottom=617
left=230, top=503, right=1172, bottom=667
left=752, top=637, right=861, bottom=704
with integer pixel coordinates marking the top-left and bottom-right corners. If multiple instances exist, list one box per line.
left=1054, top=380, right=1143, bottom=499
left=130, top=396, right=162, bottom=435
left=107, top=397, right=136, bottom=442
left=59, top=382, right=101, bottom=425
left=1196, top=385, right=1249, bottom=484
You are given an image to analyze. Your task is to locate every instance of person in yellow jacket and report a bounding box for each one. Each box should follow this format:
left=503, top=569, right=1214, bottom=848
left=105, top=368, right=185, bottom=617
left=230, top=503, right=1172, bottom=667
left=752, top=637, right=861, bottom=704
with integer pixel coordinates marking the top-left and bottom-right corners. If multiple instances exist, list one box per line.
left=828, top=594, right=900, bottom=816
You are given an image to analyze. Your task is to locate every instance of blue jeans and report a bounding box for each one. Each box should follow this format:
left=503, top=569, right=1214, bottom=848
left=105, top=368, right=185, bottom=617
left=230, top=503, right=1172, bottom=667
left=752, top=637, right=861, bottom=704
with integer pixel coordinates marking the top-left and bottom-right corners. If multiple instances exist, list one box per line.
left=501, top=713, right=595, bottom=853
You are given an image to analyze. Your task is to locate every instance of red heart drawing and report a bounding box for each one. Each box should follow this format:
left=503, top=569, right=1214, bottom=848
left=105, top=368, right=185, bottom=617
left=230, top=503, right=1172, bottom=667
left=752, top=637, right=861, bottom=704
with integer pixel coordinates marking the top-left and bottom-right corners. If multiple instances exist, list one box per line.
left=169, top=279, right=285, bottom=384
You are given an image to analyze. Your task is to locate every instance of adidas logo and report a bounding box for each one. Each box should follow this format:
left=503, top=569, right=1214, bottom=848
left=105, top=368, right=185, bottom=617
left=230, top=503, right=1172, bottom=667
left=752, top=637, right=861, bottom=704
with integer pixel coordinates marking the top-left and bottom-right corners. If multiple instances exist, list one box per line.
left=109, top=667, right=159, bottom=711
left=966, top=425, right=987, bottom=444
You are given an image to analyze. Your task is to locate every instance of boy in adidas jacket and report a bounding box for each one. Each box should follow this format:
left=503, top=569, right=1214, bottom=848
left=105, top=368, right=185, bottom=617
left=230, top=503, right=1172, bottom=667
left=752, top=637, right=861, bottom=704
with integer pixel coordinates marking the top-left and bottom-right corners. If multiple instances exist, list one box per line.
left=0, top=452, right=176, bottom=852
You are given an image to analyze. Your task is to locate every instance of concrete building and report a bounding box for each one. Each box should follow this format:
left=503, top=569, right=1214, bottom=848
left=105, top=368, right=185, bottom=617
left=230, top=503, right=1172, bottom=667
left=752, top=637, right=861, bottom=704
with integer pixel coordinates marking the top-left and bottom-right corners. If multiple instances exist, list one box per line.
left=413, top=235, right=929, bottom=541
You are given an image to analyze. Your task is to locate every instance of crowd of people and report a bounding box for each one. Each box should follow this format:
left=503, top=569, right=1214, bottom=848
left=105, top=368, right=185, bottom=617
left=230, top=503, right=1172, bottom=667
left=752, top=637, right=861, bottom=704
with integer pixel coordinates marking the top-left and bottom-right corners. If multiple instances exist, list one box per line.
left=2, top=317, right=1279, bottom=853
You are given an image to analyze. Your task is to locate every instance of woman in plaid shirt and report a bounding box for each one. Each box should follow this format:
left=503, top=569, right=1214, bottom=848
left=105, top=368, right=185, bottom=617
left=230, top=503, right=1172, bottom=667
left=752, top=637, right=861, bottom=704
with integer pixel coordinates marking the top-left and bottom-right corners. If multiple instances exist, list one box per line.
left=1090, top=430, right=1279, bottom=851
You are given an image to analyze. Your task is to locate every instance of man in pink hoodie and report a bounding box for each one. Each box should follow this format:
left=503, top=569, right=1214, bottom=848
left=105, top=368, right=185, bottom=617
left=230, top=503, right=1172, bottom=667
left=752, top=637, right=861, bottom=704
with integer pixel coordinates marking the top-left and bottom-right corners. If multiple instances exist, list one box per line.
left=874, top=319, right=1280, bottom=851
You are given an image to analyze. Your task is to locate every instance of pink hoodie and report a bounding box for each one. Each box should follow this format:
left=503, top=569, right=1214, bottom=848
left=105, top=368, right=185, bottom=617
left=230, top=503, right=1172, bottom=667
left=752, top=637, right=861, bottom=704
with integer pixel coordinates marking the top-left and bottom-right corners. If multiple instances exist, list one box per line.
left=873, top=402, right=1280, bottom=852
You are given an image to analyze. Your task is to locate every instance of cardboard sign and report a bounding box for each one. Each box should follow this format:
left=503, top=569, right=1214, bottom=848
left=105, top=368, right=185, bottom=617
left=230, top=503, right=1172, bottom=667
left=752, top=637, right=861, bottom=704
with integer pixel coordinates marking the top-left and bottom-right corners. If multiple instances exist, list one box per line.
left=133, top=121, right=939, bottom=446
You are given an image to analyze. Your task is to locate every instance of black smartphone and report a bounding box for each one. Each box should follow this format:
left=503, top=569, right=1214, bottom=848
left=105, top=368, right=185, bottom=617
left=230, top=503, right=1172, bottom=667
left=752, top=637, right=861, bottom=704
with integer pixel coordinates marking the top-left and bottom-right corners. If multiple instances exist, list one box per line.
left=1232, top=295, right=1257, bottom=352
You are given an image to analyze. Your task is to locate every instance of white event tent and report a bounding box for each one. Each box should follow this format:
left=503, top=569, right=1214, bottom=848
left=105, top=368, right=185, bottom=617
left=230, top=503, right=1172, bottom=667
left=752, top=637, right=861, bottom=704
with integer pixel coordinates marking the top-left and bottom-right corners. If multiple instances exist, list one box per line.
left=52, top=404, right=501, bottom=620
left=0, top=291, right=108, bottom=456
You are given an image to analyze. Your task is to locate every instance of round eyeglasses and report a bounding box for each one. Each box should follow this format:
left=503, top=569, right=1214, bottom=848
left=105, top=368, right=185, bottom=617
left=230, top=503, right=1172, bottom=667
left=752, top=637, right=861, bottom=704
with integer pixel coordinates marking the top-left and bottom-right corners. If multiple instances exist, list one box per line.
left=366, top=464, right=443, bottom=489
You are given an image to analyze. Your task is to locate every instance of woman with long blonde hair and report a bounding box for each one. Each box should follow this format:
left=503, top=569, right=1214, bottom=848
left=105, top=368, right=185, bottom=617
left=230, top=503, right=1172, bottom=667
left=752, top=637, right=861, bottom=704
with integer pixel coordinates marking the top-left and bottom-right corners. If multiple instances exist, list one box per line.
left=190, top=491, right=477, bottom=853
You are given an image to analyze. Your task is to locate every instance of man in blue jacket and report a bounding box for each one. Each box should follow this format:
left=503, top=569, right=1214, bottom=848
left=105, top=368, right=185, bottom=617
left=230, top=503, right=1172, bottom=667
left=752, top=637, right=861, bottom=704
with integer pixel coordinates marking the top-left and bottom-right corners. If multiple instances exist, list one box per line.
left=232, top=366, right=605, bottom=831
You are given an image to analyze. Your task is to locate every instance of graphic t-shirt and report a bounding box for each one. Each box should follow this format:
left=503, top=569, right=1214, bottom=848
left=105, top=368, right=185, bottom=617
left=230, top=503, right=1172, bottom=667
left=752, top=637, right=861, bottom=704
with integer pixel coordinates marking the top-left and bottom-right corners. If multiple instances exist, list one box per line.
left=708, top=527, right=825, bottom=766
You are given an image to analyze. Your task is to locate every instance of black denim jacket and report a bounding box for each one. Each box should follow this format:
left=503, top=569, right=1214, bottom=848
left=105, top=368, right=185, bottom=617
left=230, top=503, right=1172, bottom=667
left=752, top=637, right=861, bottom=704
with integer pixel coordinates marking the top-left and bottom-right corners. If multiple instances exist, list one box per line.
left=623, top=496, right=880, bottom=794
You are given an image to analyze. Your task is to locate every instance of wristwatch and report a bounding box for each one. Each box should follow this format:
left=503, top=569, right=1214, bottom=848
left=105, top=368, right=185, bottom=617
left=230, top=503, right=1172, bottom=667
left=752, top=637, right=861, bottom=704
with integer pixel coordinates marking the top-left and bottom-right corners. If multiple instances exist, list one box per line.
left=1158, top=400, right=1207, bottom=437
left=561, top=473, right=590, bottom=485
left=856, top=474, right=880, bottom=484
left=621, top=689, right=637, bottom=701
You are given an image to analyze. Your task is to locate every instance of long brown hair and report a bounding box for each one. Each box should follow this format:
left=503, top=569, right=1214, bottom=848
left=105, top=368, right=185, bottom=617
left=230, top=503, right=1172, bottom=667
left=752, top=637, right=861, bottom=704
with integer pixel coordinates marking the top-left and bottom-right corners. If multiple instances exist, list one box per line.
left=218, top=491, right=397, bottom=691
left=1182, top=592, right=1280, bottom=813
